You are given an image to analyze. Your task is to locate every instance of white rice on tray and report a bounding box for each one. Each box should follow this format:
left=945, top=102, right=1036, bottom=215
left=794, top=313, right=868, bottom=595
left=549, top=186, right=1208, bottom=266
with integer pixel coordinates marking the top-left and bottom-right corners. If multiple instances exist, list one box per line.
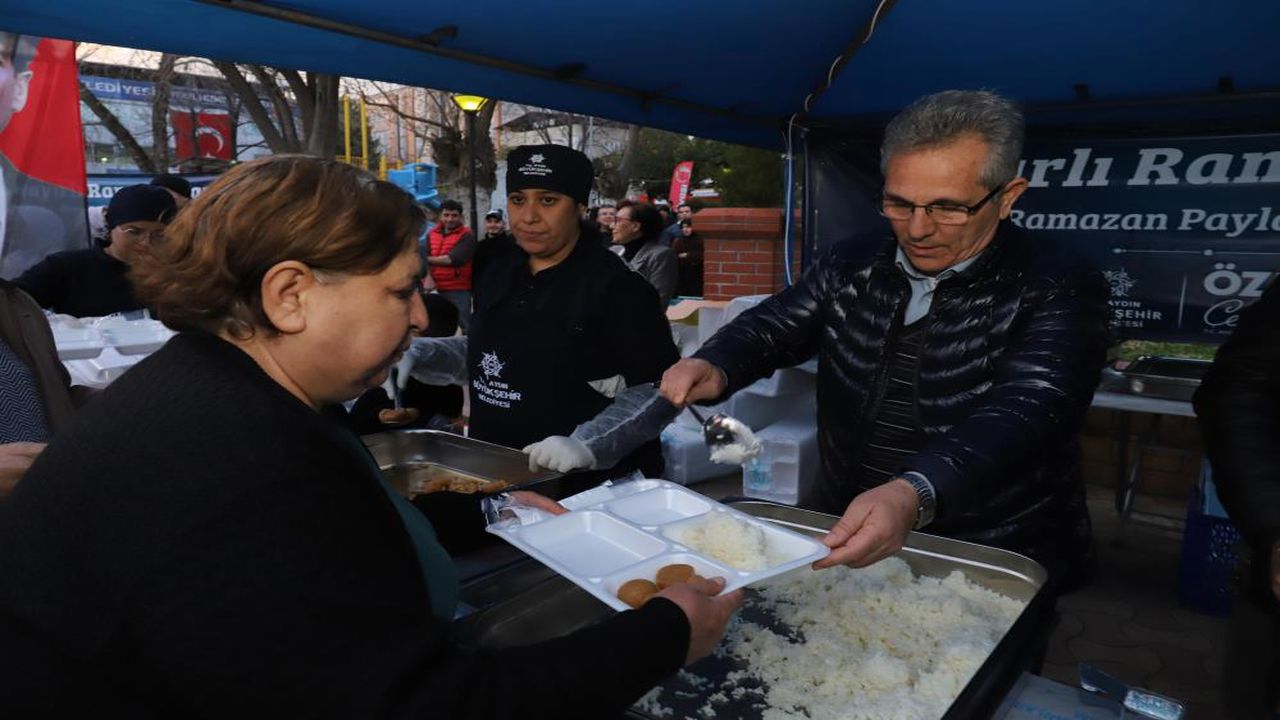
left=667, top=513, right=773, bottom=571
left=637, top=557, right=1024, bottom=720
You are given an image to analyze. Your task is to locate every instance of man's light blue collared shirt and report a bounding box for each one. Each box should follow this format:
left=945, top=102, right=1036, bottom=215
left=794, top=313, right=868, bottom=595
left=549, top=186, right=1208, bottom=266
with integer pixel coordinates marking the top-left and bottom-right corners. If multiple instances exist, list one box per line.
left=894, top=247, right=985, bottom=325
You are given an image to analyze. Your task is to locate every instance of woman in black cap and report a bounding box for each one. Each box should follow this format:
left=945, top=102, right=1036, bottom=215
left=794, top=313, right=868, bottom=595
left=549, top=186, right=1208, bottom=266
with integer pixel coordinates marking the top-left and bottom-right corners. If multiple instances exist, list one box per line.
left=15, top=184, right=175, bottom=317
left=399, top=144, right=679, bottom=483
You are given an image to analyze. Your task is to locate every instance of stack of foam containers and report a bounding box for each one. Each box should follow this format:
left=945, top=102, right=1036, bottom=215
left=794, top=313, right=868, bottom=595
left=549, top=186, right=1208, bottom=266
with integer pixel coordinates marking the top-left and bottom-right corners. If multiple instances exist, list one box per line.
left=661, top=295, right=821, bottom=505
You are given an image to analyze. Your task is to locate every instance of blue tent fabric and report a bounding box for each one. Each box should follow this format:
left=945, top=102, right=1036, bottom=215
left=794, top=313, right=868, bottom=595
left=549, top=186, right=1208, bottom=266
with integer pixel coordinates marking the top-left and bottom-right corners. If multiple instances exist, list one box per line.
left=1, top=0, right=1277, bottom=147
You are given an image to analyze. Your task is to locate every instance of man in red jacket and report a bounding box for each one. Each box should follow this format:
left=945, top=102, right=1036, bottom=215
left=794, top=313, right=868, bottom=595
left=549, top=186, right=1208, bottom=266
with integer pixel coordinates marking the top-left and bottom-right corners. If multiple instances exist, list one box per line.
left=425, top=199, right=476, bottom=331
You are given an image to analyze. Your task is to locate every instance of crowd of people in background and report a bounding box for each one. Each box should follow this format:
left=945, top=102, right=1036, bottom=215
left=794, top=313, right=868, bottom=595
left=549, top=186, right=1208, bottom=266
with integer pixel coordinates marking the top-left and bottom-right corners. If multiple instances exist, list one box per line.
left=588, top=199, right=703, bottom=302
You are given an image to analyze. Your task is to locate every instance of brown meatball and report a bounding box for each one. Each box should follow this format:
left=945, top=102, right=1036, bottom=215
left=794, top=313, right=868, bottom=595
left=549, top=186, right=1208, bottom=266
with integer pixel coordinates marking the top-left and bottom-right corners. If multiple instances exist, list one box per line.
left=655, top=563, right=695, bottom=590
left=617, top=579, right=659, bottom=608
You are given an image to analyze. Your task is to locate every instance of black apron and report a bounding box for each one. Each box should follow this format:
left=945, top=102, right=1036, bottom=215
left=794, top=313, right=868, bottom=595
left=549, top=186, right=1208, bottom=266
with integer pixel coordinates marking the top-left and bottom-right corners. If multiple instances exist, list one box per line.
left=467, top=238, right=664, bottom=491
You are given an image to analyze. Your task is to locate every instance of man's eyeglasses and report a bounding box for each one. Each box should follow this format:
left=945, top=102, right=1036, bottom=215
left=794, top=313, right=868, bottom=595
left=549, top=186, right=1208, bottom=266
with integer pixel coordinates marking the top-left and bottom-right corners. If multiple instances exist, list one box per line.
left=119, top=226, right=166, bottom=242
left=878, top=183, right=1007, bottom=226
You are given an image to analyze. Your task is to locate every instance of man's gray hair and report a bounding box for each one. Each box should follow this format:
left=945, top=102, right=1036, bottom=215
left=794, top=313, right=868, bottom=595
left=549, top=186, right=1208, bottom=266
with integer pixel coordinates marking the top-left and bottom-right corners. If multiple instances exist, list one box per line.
left=881, top=90, right=1025, bottom=189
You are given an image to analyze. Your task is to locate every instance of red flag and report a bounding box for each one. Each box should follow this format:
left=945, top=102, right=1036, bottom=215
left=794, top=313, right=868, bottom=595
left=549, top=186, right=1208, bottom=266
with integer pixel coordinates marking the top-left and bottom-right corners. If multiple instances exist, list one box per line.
left=1, top=36, right=89, bottom=277
left=668, top=160, right=694, bottom=206
left=0, top=39, right=86, bottom=193
left=171, top=111, right=233, bottom=161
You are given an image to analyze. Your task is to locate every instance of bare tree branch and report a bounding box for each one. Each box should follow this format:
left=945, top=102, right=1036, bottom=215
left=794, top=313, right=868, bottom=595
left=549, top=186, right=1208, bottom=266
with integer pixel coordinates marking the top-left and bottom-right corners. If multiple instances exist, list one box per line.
left=212, top=60, right=291, bottom=153
left=280, top=69, right=315, bottom=138
left=80, top=82, right=157, bottom=173
left=357, top=95, right=452, bottom=131
left=150, top=53, right=177, bottom=171
left=304, top=73, right=340, bottom=157
left=249, top=65, right=299, bottom=149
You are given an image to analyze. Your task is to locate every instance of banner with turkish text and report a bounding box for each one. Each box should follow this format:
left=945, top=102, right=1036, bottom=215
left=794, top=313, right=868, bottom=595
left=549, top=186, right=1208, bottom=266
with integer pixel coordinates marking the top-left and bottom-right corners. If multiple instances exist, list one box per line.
left=0, top=35, right=89, bottom=278
left=807, top=132, right=1280, bottom=343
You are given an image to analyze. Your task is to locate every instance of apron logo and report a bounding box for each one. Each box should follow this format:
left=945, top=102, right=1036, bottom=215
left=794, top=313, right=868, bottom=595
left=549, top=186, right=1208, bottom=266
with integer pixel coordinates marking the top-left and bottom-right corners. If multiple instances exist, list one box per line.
left=480, top=351, right=505, bottom=379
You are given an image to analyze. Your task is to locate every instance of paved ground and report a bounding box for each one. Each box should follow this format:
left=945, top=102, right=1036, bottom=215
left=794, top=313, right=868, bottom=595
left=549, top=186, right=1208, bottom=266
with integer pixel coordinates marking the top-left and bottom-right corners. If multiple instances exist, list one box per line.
left=1040, top=489, right=1231, bottom=719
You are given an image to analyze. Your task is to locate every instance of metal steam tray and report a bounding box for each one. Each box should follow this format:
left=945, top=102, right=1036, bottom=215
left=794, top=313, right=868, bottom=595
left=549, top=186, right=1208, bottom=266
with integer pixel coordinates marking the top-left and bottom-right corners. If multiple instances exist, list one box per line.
left=1119, top=355, right=1213, bottom=402
left=362, top=429, right=562, bottom=498
left=458, top=500, right=1051, bottom=720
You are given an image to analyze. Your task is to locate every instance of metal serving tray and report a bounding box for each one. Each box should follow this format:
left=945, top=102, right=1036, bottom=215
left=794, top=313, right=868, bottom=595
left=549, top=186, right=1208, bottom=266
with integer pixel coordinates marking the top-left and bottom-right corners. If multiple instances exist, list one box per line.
left=362, top=429, right=562, bottom=497
left=457, top=501, right=1051, bottom=720
left=1120, top=356, right=1213, bottom=402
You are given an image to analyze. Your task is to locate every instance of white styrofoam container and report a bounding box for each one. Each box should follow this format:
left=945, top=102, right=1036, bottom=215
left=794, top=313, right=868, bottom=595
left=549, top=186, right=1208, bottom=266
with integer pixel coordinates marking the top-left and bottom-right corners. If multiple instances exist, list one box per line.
left=660, top=423, right=731, bottom=486
left=720, top=294, right=770, bottom=326
left=51, top=327, right=105, bottom=360
left=488, top=480, right=829, bottom=611
left=100, top=321, right=174, bottom=355
left=670, top=322, right=701, bottom=358
left=741, top=404, right=821, bottom=507
left=695, top=305, right=727, bottom=346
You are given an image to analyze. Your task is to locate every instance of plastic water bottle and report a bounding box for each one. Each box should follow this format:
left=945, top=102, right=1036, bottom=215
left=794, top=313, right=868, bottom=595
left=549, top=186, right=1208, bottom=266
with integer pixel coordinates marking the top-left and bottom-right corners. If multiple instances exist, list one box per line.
left=743, top=450, right=773, bottom=495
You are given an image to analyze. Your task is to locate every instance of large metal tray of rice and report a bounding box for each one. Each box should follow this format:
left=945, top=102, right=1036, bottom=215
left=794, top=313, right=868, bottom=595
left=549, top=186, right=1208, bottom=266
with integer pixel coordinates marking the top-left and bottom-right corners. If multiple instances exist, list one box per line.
left=631, top=502, right=1050, bottom=720
left=458, top=501, right=1050, bottom=720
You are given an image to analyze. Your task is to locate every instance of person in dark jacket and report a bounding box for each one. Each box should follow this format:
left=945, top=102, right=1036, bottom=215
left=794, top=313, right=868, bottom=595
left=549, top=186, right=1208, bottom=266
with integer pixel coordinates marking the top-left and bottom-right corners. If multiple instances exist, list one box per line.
left=472, top=208, right=516, bottom=280
left=0, top=279, right=90, bottom=497
left=614, top=202, right=678, bottom=307
left=15, top=184, right=175, bottom=317
left=0, top=155, right=742, bottom=719
left=398, top=145, right=682, bottom=483
left=672, top=218, right=704, bottom=297
left=1194, top=280, right=1280, bottom=715
left=662, top=90, right=1110, bottom=593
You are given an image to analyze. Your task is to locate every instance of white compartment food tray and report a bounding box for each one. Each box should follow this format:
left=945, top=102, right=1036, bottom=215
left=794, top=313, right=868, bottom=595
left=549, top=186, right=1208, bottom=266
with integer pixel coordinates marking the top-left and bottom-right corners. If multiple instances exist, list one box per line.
left=100, top=321, right=173, bottom=355
left=487, top=480, right=830, bottom=611
left=52, top=328, right=105, bottom=360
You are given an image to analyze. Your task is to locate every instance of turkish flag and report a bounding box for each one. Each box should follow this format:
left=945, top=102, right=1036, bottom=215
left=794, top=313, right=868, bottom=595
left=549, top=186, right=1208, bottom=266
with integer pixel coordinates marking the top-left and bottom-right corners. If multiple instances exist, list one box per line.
left=171, top=111, right=233, bottom=161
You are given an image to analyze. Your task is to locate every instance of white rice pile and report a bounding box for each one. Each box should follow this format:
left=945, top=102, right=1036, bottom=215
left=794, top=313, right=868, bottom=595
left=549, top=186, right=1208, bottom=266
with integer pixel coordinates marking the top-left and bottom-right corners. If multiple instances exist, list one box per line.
left=668, top=514, right=772, bottom=571
left=716, top=558, right=1024, bottom=720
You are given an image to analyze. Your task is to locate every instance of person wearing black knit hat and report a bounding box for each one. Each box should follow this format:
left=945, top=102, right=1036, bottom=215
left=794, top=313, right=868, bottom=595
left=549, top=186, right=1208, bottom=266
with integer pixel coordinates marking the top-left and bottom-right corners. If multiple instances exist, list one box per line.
left=398, top=144, right=682, bottom=482
left=15, top=184, right=175, bottom=317
left=149, top=174, right=193, bottom=209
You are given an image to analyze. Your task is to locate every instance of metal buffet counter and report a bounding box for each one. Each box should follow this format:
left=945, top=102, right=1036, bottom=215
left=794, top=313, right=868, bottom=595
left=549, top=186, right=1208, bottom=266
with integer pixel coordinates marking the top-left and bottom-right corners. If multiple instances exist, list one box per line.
left=366, top=430, right=1055, bottom=716
left=454, top=501, right=1053, bottom=720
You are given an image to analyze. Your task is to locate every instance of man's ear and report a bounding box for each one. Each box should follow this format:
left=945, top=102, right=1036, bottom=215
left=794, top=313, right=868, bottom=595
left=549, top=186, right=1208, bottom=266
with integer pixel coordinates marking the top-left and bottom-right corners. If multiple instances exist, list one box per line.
left=997, top=177, right=1030, bottom=219
left=11, top=70, right=31, bottom=114
left=259, top=260, right=315, bottom=335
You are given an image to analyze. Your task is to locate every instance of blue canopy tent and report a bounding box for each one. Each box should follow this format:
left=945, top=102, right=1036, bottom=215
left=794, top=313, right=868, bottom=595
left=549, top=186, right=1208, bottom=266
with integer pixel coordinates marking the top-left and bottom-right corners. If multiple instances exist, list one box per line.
left=4, top=0, right=1278, bottom=340
left=5, top=1, right=1276, bottom=147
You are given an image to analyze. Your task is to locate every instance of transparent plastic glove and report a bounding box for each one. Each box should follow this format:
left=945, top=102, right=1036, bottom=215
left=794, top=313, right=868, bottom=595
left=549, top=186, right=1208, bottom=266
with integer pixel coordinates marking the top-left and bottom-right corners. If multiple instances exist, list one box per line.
left=399, top=336, right=469, bottom=388
left=569, top=383, right=680, bottom=471
left=522, top=436, right=596, bottom=473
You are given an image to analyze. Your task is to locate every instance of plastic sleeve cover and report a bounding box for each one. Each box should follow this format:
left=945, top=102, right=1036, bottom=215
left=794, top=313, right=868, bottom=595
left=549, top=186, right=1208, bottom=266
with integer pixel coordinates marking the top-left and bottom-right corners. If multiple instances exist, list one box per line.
left=569, top=383, right=679, bottom=471
left=404, top=336, right=469, bottom=386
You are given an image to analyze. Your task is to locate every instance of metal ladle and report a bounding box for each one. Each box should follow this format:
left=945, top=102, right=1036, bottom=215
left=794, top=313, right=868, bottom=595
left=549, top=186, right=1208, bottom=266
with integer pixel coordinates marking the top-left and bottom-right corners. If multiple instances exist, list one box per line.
left=684, top=404, right=739, bottom=451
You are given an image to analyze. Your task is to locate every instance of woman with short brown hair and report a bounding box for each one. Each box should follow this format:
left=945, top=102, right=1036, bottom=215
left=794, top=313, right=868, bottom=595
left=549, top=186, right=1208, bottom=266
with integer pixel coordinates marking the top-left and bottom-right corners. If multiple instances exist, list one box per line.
left=0, top=155, right=737, bottom=719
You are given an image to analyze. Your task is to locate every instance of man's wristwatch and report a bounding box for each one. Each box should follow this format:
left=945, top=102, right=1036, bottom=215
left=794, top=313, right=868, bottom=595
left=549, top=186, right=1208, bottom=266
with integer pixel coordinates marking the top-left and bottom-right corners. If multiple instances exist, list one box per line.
left=899, top=472, right=936, bottom=530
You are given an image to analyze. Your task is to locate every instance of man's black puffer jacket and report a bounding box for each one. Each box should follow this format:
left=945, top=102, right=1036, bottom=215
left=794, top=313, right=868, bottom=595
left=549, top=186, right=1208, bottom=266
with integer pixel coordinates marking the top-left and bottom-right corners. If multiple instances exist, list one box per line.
left=695, top=222, right=1110, bottom=585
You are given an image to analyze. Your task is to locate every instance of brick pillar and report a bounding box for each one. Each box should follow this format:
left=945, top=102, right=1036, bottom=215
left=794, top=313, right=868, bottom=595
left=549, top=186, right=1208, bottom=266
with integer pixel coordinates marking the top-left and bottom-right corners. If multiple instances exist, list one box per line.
left=697, top=208, right=799, bottom=300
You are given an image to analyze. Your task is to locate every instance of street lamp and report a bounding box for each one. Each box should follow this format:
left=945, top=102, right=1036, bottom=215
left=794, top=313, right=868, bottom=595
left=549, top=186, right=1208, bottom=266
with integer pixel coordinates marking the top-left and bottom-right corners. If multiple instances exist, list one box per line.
left=451, top=93, right=489, bottom=231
